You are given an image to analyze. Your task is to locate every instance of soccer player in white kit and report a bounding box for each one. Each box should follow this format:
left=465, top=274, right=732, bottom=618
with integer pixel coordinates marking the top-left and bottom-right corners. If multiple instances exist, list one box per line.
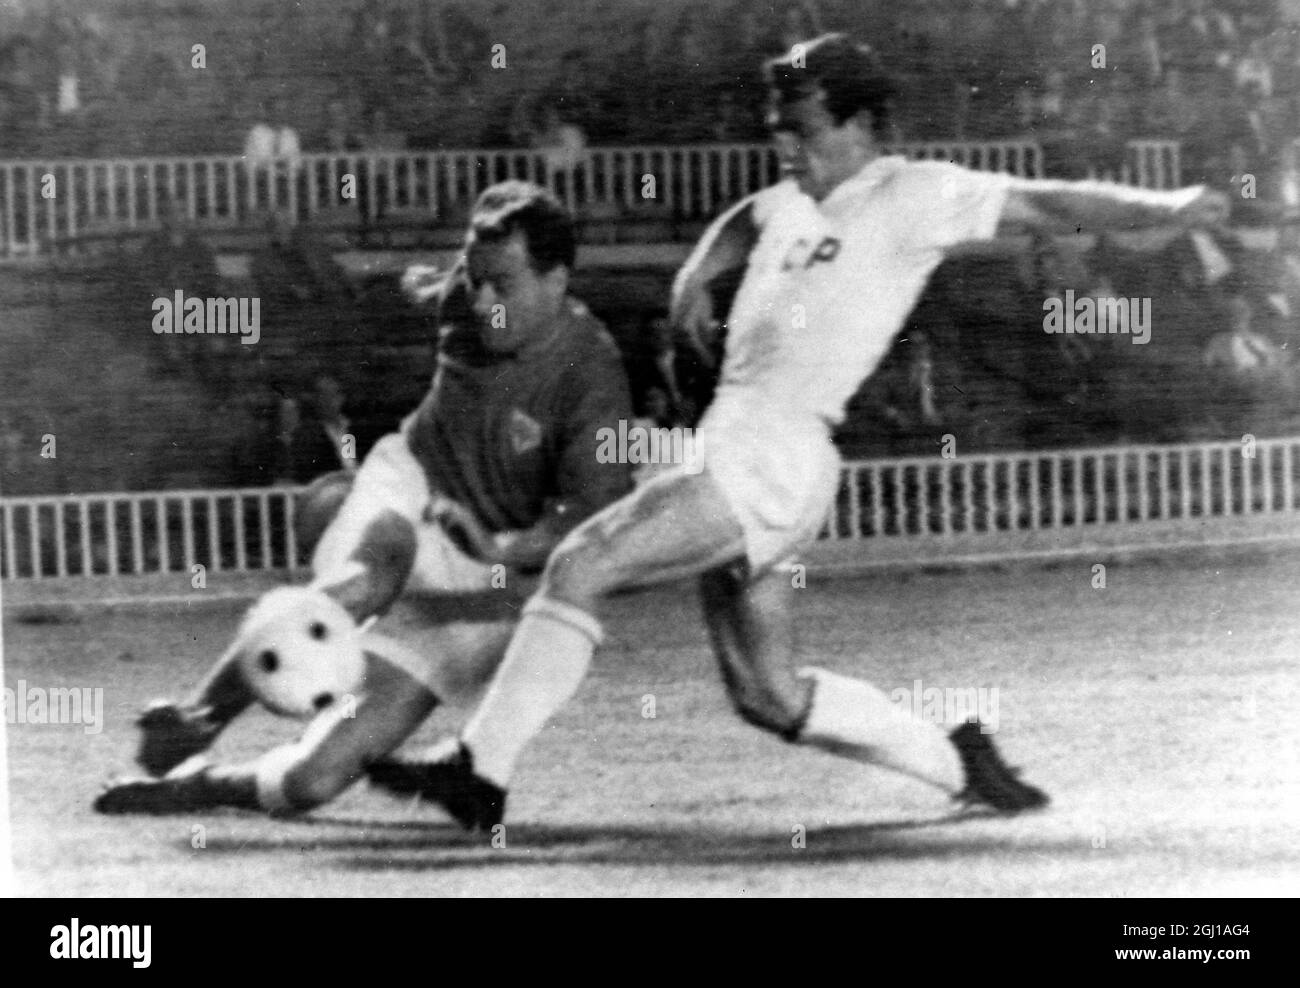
left=368, top=34, right=1231, bottom=829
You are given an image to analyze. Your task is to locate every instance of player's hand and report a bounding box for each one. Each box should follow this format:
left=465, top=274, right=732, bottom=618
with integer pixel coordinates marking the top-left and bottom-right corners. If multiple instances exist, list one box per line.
left=1179, top=188, right=1231, bottom=228
left=426, top=495, right=497, bottom=561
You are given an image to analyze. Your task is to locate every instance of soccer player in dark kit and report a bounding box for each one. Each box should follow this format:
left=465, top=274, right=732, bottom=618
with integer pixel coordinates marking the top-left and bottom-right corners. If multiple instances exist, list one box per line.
left=95, top=181, right=635, bottom=816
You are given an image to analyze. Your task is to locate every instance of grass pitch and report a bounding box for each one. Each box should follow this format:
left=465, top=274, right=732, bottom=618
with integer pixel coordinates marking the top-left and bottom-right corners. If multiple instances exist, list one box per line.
left=5, top=550, right=1299, bottom=896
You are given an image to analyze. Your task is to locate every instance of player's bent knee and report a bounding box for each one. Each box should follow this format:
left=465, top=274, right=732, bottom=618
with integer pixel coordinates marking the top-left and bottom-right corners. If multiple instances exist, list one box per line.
left=350, top=511, right=416, bottom=576
left=315, top=510, right=418, bottom=618
left=538, top=537, right=615, bottom=609
left=279, top=758, right=357, bottom=811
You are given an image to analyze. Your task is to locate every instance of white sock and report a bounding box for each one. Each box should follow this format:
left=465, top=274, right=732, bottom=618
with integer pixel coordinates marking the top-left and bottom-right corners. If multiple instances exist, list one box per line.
left=252, top=704, right=350, bottom=812
left=795, top=667, right=964, bottom=793
left=462, top=597, right=602, bottom=788
left=253, top=743, right=304, bottom=813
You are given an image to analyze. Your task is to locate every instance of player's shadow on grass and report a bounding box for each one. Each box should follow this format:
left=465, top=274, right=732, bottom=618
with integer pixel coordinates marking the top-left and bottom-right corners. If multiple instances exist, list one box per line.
left=199, top=811, right=1083, bottom=870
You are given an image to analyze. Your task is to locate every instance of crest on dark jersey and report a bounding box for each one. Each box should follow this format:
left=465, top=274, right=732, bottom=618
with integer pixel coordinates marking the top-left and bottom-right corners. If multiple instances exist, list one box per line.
left=509, top=409, right=543, bottom=454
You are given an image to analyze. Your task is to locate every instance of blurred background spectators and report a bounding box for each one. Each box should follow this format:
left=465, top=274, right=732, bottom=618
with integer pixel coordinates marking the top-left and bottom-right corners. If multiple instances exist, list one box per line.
left=0, top=0, right=1292, bottom=182
left=2, top=0, right=1299, bottom=497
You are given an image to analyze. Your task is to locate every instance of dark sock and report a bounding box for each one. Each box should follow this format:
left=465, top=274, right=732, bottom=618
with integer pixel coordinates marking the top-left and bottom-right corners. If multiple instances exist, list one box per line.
left=193, top=765, right=261, bottom=810
left=185, top=657, right=256, bottom=729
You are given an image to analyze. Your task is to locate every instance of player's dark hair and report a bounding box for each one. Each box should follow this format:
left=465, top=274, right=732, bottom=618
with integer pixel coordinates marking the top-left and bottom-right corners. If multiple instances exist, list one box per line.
left=765, top=33, right=897, bottom=137
left=469, top=181, right=576, bottom=273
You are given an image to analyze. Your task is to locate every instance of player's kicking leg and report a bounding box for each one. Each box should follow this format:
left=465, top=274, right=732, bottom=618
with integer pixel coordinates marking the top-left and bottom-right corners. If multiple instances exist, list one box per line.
left=699, top=563, right=1048, bottom=813
left=369, top=460, right=1047, bottom=827
left=132, top=643, right=254, bottom=777
left=95, top=620, right=511, bottom=815
left=131, top=519, right=411, bottom=778
left=367, top=465, right=748, bottom=828
left=131, top=462, right=414, bottom=777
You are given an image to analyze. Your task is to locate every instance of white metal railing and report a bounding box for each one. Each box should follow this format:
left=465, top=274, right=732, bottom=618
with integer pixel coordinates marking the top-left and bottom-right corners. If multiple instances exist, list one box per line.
left=823, top=435, right=1297, bottom=542
left=0, top=139, right=1187, bottom=258
left=2, top=435, right=1295, bottom=584
left=1087, top=141, right=1183, bottom=190
left=0, top=486, right=301, bottom=580
left=0, top=138, right=1066, bottom=257
left=1129, top=139, right=1182, bottom=192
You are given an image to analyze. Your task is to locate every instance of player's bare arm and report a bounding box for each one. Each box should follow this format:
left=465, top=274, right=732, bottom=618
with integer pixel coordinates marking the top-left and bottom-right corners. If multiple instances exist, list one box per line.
left=669, top=196, right=759, bottom=364
left=488, top=507, right=577, bottom=570
left=425, top=493, right=540, bottom=567
left=997, top=182, right=1231, bottom=237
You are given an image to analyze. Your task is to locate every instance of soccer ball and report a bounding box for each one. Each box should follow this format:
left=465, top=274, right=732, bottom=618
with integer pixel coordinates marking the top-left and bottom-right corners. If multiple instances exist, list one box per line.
left=235, top=586, right=367, bottom=718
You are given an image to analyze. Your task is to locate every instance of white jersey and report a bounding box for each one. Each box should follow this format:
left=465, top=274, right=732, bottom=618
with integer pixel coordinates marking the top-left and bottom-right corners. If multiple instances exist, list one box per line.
left=686, top=156, right=1201, bottom=569
left=708, top=155, right=1010, bottom=431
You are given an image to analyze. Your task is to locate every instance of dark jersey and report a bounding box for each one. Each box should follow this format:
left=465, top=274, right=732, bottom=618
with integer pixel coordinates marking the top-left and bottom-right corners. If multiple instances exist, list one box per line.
left=402, top=270, right=634, bottom=535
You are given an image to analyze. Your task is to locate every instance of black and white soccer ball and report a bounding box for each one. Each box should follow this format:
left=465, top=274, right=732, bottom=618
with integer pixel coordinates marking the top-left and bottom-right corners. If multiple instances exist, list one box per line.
left=235, top=586, right=367, bottom=718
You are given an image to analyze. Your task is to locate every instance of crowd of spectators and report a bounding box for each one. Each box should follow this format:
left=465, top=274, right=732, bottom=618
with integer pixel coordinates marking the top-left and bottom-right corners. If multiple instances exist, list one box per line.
left=1, top=1, right=1295, bottom=186
left=4, top=0, right=1300, bottom=494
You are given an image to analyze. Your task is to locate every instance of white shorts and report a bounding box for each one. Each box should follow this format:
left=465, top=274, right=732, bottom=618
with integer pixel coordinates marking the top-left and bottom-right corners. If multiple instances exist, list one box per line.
left=308, top=433, right=513, bottom=698
left=695, top=400, right=841, bottom=573
left=361, top=609, right=514, bottom=702
left=310, top=433, right=495, bottom=594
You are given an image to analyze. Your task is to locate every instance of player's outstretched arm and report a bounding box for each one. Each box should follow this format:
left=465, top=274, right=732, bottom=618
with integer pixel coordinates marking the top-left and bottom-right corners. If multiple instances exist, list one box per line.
left=998, top=180, right=1230, bottom=236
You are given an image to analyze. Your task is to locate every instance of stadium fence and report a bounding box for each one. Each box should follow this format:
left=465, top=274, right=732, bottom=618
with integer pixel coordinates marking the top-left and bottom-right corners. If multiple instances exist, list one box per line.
left=3, top=434, right=1297, bottom=600
left=0, top=138, right=1183, bottom=258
